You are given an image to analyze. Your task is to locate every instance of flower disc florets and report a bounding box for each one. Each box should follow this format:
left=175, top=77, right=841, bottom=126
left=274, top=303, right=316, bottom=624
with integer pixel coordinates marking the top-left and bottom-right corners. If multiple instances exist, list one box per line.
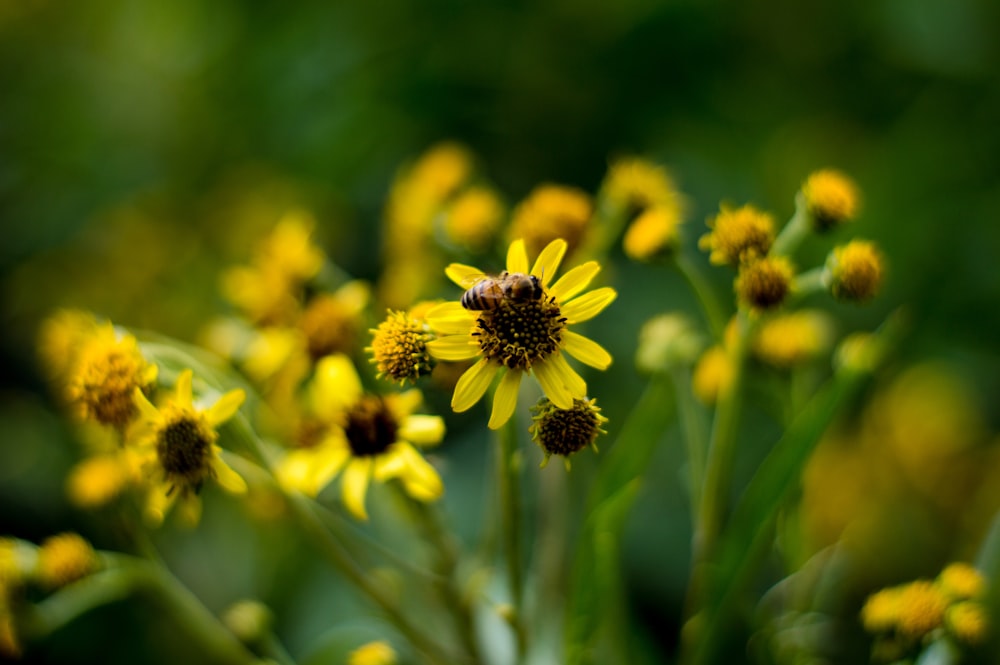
left=802, top=169, right=859, bottom=231
left=156, top=406, right=217, bottom=493
left=368, top=310, right=435, bottom=385
left=736, top=256, right=794, bottom=310
left=530, top=397, right=607, bottom=468
left=344, top=396, right=399, bottom=457
left=474, top=296, right=566, bottom=370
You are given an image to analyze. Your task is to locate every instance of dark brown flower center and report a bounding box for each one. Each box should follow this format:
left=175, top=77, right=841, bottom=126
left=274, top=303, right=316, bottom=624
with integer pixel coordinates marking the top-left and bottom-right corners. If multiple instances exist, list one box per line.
left=474, top=297, right=565, bottom=369
left=345, top=396, right=398, bottom=457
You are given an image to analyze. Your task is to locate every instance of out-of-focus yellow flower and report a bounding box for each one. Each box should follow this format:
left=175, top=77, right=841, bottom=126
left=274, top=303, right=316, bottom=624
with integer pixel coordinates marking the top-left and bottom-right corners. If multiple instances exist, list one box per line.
left=802, top=169, right=859, bottom=231
left=510, top=184, right=593, bottom=259
left=408, top=142, right=472, bottom=202
left=348, top=640, right=398, bottom=665
left=277, top=355, right=444, bottom=520
left=65, top=324, right=158, bottom=429
left=36, top=309, right=101, bottom=381
left=529, top=397, right=607, bottom=469
left=223, top=600, right=273, bottom=644
left=426, top=239, right=615, bottom=429
left=635, top=313, right=705, bottom=374
left=827, top=240, right=883, bottom=303
left=946, top=601, right=989, bottom=645
left=443, top=186, right=504, bottom=251
left=299, top=281, right=371, bottom=360
left=937, top=562, right=986, bottom=601
left=699, top=203, right=775, bottom=266
left=861, top=587, right=901, bottom=633
left=623, top=204, right=683, bottom=261
left=130, top=369, right=247, bottom=526
left=36, top=533, right=98, bottom=589
left=735, top=257, right=795, bottom=311
left=65, top=452, right=138, bottom=509
left=692, top=345, right=734, bottom=405
left=255, top=210, right=325, bottom=284
left=367, top=307, right=436, bottom=385
left=751, top=310, right=834, bottom=368
left=895, top=580, right=947, bottom=639
left=603, top=156, right=681, bottom=213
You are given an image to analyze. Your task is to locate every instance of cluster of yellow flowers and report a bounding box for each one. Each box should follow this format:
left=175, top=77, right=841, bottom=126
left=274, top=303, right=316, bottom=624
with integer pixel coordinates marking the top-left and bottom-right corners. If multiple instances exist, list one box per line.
left=862, top=563, right=989, bottom=660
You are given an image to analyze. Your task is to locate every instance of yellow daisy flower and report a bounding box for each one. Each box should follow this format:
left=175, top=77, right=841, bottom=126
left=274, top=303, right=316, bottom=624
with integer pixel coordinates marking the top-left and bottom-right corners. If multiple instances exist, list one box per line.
left=130, top=369, right=247, bottom=526
left=276, top=355, right=444, bottom=520
left=426, top=238, right=616, bottom=429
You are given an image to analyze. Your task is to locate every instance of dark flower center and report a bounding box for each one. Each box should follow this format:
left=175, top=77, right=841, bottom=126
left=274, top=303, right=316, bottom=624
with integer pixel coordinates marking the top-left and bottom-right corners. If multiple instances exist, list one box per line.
left=345, top=396, right=398, bottom=457
left=474, top=297, right=565, bottom=369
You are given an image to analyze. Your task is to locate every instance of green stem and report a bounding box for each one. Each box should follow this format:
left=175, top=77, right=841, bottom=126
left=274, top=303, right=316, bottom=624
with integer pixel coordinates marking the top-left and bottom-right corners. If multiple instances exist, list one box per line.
left=498, top=413, right=528, bottom=661
left=771, top=197, right=809, bottom=258
left=670, top=366, right=708, bottom=526
left=22, top=555, right=256, bottom=665
left=675, top=253, right=727, bottom=340
left=791, top=267, right=828, bottom=302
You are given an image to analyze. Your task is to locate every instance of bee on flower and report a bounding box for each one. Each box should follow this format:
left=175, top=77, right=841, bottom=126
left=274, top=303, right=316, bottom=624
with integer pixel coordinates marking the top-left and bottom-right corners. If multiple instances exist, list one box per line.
left=426, top=238, right=616, bottom=429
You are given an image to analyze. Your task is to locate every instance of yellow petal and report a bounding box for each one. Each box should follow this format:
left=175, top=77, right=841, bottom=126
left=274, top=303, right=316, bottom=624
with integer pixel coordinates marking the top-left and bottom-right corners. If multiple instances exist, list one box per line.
left=341, top=458, right=373, bottom=520
left=334, top=280, right=371, bottom=315
left=532, top=359, right=574, bottom=409
left=531, top=239, right=567, bottom=286
left=488, top=369, right=522, bottom=430
left=397, top=445, right=444, bottom=502
left=560, top=287, right=617, bottom=323
left=387, top=389, right=423, bottom=421
left=177, top=493, right=203, bottom=527
left=398, top=415, right=446, bottom=447
left=427, top=337, right=481, bottom=361
left=445, top=263, right=486, bottom=288
left=506, top=239, right=529, bottom=274
left=452, top=358, right=498, bottom=412
left=561, top=330, right=612, bottom=370
left=426, top=301, right=469, bottom=322
left=144, top=485, right=175, bottom=527
left=311, top=354, right=362, bottom=419
left=212, top=453, right=248, bottom=494
left=549, top=261, right=600, bottom=301
left=428, top=316, right=476, bottom=336
left=175, top=369, right=194, bottom=409
left=311, top=439, right=351, bottom=493
left=133, top=387, right=161, bottom=423
left=548, top=352, right=588, bottom=398
left=205, top=389, right=245, bottom=427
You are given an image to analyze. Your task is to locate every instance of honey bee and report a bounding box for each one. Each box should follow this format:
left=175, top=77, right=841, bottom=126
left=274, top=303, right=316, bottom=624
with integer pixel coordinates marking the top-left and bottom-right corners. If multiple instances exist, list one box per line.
left=461, top=271, right=543, bottom=310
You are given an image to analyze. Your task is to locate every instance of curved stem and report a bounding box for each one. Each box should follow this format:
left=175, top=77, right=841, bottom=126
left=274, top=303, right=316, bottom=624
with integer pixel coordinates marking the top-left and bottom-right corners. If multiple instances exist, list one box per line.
left=675, top=253, right=727, bottom=340
left=771, top=197, right=809, bottom=258
left=670, top=366, right=709, bottom=525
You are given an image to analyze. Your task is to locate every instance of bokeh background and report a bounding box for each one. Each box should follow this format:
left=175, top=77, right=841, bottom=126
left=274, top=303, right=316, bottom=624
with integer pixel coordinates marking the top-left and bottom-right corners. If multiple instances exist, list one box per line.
left=2, top=0, right=1000, bottom=663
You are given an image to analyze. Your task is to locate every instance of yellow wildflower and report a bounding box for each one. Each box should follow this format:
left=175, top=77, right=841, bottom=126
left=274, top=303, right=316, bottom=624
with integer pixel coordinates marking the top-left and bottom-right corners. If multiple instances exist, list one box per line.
left=65, top=452, right=137, bottom=509
left=426, top=239, right=616, bottom=429
left=65, top=323, right=158, bottom=429
left=408, top=142, right=472, bottom=201
left=36, top=308, right=100, bottom=381
left=367, top=308, right=436, bottom=385
left=861, top=587, right=901, bottom=633
left=827, top=240, right=884, bottom=303
left=735, top=256, right=795, bottom=311
left=348, top=640, right=398, bottom=665
left=802, top=169, right=859, bottom=231
left=937, top=562, right=986, bottom=601
left=443, top=186, right=504, bottom=251
left=635, top=313, right=705, bottom=374
left=692, top=345, right=734, bottom=405
left=299, top=280, right=371, bottom=360
left=623, top=204, right=683, bottom=262
left=751, top=310, right=834, bottom=368
left=36, top=533, right=98, bottom=589
left=530, top=397, right=607, bottom=469
left=277, top=355, right=444, bottom=520
left=699, top=203, right=775, bottom=266
left=509, top=184, right=593, bottom=258
left=254, top=210, right=325, bottom=284
left=130, top=369, right=247, bottom=526
left=895, top=580, right=947, bottom=640
left=945, top=601, right=989, bottom=645
left=603, top=156, right=681, bottom=212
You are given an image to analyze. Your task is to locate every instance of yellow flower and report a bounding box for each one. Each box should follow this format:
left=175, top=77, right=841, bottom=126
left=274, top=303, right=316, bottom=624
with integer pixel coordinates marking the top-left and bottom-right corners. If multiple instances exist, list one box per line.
left=692, top=345, right=734, bottom=405
left=603, top=156, right=681, bottom=212
left=937, top=562, right=986, bottom=601
left=65, top=452, right=138, bottom=509
left=751, top=310, right=834, bottom=368
left=255, top=210, right=325, bottom=284
left=861, top=587, right=902, bottom=633
left=348, top=640, right=398, bottom=665
left=635, top=313, right=705, bottom=374
left=36, top=308, right=100, bottom=381
left=130, top=370, right=247, bottom=526
left=529, top=397, right=607, bottom=469
left=735, top=256, right=795, bottom=311
left=699, top=203, right=775, bottom=265
left=426, top=239, right=616, bottom=429
left=827, top=240, right=883, bottom=303
left=443, top=186, right=505, bottom=251
left=367, top=308, right=436, bottom=385
left=802, top=169, right=859, bottom=231
left=299, top=280, right=371, bottom=360
left=36, top=533, right=98, bottom=589
left=408, top=142, right=473, bottom=201
left=623, top=204, right=683, bottom=262
left=277, top=355, right=444, bottom=520
left=509, top=184, right=593, bottom=258
left=945, top=601, right=989, bottom=645
left=65, top=323, right=158, bottom=429
left=895, top=580, right=947, bottom=640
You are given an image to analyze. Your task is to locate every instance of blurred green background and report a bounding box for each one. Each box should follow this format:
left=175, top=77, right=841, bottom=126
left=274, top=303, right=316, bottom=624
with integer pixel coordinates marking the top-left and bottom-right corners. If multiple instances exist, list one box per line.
left=2, top=0, right=1000, bottom=663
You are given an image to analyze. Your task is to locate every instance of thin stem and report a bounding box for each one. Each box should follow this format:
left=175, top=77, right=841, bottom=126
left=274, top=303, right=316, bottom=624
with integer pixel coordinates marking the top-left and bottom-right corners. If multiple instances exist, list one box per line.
left=498, top=413, right=528, bottom=661
left=670, top=366, right=709, bottom=526
left=791, top=268, right=828, bottom=301
left=675, top=253, right=727, bottom=340
left=771, top=196, right=809, bottom=258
